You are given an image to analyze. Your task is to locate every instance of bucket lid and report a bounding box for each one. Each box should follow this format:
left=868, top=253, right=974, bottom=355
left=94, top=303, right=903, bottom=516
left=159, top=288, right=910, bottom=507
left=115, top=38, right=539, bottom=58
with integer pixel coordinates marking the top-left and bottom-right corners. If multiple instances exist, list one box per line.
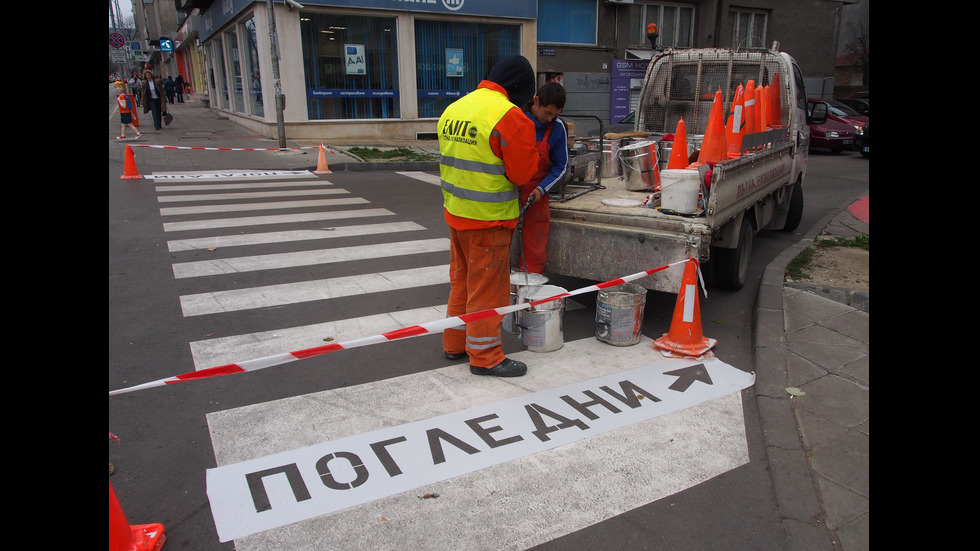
left=518, top=284, right=567, bottom=301
left=510, top=272, right=548, bottom=286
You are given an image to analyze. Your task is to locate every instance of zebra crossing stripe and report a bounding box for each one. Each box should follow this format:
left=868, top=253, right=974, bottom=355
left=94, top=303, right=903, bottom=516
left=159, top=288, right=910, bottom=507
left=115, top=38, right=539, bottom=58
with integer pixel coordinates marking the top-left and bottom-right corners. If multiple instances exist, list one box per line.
left=162, top=208, right=395, bottom=232
left=167, top=222, right=425, bottom=252
left=109, top=260, right=689, bottom=397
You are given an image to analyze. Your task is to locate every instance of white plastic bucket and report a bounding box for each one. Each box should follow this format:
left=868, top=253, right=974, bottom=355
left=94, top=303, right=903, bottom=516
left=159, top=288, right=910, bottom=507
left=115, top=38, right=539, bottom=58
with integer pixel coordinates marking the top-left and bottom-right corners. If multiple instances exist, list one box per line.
left=660, top=169, right=701, bottom=213
left=516, top=284, right=567, bottom=353
left=503, top=272, right=548, bottom=334
left=596, top=284, right=647, bottom=346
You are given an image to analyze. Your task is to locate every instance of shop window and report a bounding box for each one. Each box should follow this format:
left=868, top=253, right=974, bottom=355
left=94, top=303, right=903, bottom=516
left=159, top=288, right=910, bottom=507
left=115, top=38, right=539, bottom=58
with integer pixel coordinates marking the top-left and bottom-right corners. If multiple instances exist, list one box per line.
left=212, top=40, right=229, bottom=109
left=414, top=19, right=522, bottom=118
left=628, top=3, right=694, bottom=48
left=301, top=12, right=399, bottom=120
left=537, top=0, right=596, bottom=45
left=242, top=17, right=263, bottom=117
left=225, top=29, right=244, bottom=113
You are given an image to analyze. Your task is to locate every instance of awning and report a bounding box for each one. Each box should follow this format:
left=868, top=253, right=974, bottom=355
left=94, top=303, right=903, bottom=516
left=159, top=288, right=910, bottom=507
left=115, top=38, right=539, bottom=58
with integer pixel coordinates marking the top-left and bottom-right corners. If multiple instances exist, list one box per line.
left=625, top=49, right=655, bottom=60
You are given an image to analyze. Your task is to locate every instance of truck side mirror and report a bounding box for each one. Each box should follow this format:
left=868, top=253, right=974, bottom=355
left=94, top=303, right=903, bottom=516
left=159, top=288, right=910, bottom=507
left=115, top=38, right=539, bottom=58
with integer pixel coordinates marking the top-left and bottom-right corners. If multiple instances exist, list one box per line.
left=808, top=102, right=828, bottom=125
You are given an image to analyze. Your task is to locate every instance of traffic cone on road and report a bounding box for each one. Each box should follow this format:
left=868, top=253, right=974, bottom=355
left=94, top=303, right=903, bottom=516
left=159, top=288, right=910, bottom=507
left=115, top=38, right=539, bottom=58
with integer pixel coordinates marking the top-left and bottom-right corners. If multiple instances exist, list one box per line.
left=121, top=144, right=142, bottom=180
left=667, top=118, right=690, bottom=170
left=110, top=480, right=166, bottom=551
left=653, top=257, right=717, bottom=357
left=314, top=143, right=333, bottom=174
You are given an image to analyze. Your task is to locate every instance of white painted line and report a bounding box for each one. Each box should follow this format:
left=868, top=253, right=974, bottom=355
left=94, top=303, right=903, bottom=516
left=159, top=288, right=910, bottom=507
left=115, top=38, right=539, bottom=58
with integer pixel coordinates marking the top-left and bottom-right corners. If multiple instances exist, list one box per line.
left=162, top=208, right=395, bottom=232
left=172, top=239, right=450, bottom=278
left=189, top=304, right=449, bottom=370
left=160, top=198, right=370, bottom=216
left=157, top=188, right=349, bottom=202
left=146, top=170, right=315, bottom=181
left=179, top=264, right=449, bottom=316
left=397, top=171, right=441, bottom=186
left=167, top=222, right=426, bottom=252
left=156, top=180, right=329, bottom=192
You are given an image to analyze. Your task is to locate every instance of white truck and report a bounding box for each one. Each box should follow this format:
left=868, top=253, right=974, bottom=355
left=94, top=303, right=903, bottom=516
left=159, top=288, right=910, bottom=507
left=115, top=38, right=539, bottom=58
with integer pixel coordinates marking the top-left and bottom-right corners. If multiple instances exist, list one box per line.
left=548, top=44, right=826, bottom=292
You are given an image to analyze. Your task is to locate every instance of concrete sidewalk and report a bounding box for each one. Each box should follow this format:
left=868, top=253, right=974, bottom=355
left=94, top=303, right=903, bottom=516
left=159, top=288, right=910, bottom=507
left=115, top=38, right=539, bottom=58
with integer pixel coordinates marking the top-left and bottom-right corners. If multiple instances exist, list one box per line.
left=110, top=95, right=869, bottom=550
left=753, top=196, right=869, bottom=551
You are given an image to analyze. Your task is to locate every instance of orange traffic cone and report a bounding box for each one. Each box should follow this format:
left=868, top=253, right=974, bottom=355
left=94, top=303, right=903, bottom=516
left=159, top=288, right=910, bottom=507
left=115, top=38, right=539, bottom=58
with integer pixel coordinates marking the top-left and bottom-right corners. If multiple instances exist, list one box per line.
left=667, top=118, right=690, bottom=170
left=121, top=144, right=142, bottom=180
left=743, top=80, right=757, bottom=136
left=653, top=257, right=717, bottom=357
left=757, top=85, right=768, bottom=132
left=768, top=73, right=783, bottom=127
left=726, top=84, right=745, bottom=159
left=314, top=143, right=333, bottom=174
left=694, top=88, right=726, bottom=166
left=109, top=480, right=166, bottom=551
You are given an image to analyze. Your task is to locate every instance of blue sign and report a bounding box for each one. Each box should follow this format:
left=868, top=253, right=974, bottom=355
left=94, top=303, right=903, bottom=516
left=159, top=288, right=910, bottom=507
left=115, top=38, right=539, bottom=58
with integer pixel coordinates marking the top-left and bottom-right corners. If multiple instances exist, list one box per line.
left=109, top=32, right=125, bottom=49
left=160, top=39, right=173, bottom=52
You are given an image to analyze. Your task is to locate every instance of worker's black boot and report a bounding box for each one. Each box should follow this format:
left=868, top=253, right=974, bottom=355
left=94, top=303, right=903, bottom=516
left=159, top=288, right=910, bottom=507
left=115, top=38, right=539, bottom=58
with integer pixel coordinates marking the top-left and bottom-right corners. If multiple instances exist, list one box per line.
left=470, top=358, right=527, bottom=377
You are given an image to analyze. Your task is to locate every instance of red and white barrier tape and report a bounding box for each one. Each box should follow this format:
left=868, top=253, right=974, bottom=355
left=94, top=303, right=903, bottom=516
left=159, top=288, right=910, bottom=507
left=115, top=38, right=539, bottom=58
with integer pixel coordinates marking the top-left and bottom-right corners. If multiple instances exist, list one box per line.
left=108, top=258, right=699, bottom=397
left=130, top=144, right=322, bottom=152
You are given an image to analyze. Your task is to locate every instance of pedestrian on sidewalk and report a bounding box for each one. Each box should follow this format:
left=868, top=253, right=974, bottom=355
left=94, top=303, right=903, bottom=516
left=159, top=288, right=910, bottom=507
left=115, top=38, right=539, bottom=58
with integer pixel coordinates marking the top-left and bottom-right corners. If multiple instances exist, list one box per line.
left=164, top=76, right=176, bottom=104
left=141, top=70, right=168, bottom=130
left=439, top=54, right=538, bottom=378
left=114, top=81, right=141, bottom=140
left=175, top=74, right=185, bottom=103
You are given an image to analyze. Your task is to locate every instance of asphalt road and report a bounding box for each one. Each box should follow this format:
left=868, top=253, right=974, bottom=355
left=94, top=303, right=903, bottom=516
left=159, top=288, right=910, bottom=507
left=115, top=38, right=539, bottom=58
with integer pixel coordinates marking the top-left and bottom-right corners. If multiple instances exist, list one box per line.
left=109, top=150, right=868, bottom=550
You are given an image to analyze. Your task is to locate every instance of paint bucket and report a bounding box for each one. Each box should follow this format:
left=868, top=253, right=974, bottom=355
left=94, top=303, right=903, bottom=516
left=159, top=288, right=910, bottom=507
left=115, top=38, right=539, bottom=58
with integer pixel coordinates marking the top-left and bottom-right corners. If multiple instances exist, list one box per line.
left=503, top=272, right=548, bottom=334
left=660, top=169, right=701, bottom=214
left=599, top=139, right=621, bottom=178
left=516, top=284, right=567, bottom=352
left=619, top=140, right=658, bottom=191
left=595, top=283, right=647, bottom=346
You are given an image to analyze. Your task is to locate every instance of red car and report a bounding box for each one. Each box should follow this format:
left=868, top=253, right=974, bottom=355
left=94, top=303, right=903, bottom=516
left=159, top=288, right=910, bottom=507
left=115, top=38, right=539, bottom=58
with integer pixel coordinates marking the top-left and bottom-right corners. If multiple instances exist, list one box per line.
left=806, top=98, right=869, bottom=153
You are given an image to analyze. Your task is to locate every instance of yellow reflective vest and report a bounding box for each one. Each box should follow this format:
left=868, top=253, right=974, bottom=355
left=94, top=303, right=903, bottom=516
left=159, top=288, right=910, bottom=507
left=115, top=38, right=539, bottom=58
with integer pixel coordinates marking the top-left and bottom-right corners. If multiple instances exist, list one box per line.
left=439, top=88, right=520, bottom=221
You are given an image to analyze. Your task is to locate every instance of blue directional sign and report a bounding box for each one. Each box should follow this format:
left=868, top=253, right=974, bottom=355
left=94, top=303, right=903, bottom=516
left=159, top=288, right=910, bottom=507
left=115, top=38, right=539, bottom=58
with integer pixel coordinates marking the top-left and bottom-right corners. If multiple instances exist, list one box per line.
left=160, top=39, right=173, bottom=52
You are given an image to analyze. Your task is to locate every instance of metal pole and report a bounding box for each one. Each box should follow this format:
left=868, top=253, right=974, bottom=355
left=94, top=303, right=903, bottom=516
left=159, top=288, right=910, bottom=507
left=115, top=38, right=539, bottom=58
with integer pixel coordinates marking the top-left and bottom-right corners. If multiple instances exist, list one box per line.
left=267, top=0, right=287, bottom=149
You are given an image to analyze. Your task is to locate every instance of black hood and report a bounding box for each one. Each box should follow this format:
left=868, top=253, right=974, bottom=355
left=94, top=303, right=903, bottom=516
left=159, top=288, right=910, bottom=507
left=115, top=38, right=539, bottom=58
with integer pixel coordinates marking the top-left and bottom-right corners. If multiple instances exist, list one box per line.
left=487, top=55, right=535, bottom=107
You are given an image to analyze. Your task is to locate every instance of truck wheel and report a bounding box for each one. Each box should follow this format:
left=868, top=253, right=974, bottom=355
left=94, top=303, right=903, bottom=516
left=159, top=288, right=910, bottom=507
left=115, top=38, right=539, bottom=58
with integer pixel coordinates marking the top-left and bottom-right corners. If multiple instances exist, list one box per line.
left=713, top=217, right=753, bottom=290
left=782, top=183, right=804, bottom=232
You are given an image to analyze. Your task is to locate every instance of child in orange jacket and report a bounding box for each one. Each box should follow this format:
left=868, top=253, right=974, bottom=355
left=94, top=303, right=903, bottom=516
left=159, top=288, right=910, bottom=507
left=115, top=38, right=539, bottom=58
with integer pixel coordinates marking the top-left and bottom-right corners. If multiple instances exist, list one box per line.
left=114, top=81, right=141, bottom=140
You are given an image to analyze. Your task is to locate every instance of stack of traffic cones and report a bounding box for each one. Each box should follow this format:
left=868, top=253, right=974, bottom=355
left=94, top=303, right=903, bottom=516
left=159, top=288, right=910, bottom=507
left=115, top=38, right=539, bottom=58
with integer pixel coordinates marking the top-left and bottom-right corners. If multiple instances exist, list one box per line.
left=693, top=88, right=726, bottom=167
left=768, top=73, right=783, bottom=127
left=667, top=118, right=690, bottom=170
left=726, top=84, right=745, bottom=159
left=653, top=257, right=717, bottom=357
left=314, top=143, right=333, bottom=174
left=121, top=144, right=142, bottom=180
left=110, top=480, right=166, bottom=551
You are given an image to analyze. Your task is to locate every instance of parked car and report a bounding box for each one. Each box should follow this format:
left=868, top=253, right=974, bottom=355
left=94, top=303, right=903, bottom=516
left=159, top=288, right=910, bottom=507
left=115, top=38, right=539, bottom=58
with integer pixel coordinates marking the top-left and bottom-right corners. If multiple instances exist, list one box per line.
left=806, top=98, right=869, bottom=153
left=838, top=97, right=870, bottom=117
left=854, top=122, right=869, bottom=158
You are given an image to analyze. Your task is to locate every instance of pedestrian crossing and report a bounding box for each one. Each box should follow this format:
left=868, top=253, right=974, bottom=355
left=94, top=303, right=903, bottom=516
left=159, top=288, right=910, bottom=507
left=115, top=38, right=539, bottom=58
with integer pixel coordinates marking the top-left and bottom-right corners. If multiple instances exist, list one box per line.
left=151, top=169, right=752, bottom=548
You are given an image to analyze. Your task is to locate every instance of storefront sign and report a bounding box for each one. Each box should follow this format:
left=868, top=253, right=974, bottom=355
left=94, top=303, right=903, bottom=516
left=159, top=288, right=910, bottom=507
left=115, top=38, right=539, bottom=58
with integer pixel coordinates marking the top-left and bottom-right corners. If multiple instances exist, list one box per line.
left=345, top=44, right=366, bottom=75
left=309, top=89, right=399, bottom=97
left=610, top=59, right=650, bottom=122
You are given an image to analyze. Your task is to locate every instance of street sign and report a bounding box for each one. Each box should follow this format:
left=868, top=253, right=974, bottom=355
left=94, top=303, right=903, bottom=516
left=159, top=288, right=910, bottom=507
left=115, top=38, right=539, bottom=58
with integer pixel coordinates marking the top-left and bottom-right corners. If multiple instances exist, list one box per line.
left=160, top=39, right=173, bottom=52
left=109, top=32, right=125, bottom=49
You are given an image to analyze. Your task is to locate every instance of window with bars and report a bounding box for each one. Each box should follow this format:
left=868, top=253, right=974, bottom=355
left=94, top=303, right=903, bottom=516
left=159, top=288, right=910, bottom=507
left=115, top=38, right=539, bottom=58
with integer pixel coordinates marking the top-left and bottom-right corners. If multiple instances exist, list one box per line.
left=730, top=10, right=768, bottom=50
left=628, top=2, right=694, bottom=48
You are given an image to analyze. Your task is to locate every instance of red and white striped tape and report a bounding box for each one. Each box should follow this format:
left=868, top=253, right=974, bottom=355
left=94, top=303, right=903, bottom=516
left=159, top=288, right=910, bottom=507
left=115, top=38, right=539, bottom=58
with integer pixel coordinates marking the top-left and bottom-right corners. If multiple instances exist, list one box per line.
left=129, top=144, right=322, bottom=152
left=108, top=258, right=699, bottom=396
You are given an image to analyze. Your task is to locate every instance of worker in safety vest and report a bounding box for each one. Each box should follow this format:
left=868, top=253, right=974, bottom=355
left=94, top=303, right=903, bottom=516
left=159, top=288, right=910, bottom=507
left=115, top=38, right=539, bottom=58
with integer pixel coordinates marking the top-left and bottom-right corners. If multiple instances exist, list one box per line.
left=439, top=55, right=538, bottom=378
left=516, top=82, right=568, bottom=274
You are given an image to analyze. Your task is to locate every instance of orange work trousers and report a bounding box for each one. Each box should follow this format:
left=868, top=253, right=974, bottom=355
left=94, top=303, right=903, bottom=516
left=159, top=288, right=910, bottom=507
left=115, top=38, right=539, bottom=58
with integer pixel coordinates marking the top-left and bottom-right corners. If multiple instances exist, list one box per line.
left=516, top=185, right=550, bottom=274
left=444, top=225, right=512, bottom=368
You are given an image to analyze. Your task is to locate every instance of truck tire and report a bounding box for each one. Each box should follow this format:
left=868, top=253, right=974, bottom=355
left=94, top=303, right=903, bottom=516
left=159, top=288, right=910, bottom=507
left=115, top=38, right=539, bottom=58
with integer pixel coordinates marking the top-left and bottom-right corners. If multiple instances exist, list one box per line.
left=782, top=183, right=804, bottom=232
left=713, top=217, right=753, bottom=290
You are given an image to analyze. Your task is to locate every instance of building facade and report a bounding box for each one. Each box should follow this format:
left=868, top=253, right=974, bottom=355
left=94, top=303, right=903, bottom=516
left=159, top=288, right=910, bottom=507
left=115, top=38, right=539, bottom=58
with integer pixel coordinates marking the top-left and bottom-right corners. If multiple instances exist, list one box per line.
left=170, top=0, right=856, bottom=141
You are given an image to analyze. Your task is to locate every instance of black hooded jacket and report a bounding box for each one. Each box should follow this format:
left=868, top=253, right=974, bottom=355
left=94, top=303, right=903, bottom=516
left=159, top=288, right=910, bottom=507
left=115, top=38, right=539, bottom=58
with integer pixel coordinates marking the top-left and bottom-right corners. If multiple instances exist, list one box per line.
left=486, top=55, right=535, bottom=107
